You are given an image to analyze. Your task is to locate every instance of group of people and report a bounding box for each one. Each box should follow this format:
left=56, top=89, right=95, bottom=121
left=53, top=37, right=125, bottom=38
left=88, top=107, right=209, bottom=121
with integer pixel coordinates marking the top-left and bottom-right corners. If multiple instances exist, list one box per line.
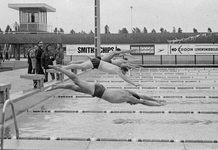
left=0, top=44, right=12, bottom=61
left=27, top=41, right=64, bottom=85
left=46, top=48, right=167, bottom=107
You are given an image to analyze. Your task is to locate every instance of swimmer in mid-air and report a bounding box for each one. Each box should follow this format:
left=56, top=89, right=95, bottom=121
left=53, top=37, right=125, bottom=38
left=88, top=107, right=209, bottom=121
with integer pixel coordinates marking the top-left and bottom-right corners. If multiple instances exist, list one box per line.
left=45, top=66, right=166, bottom=106
left=68, top=48, right=140, bottom=69
left=49, top=57, right=139, bottom=87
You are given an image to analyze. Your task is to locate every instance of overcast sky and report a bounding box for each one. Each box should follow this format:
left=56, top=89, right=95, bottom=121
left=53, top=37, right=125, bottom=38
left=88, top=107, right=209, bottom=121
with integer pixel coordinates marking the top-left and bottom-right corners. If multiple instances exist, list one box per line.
left=1, top=0, right=218, bottom=33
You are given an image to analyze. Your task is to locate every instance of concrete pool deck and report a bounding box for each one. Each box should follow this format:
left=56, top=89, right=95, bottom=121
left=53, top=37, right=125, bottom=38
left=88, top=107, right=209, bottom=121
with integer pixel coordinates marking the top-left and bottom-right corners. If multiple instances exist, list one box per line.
left=1, top=67, right=218, bottom=150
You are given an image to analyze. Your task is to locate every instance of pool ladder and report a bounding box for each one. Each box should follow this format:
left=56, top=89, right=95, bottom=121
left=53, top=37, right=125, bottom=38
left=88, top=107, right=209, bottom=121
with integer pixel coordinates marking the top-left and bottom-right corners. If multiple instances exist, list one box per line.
left=1, top=99, right=19, bottom=150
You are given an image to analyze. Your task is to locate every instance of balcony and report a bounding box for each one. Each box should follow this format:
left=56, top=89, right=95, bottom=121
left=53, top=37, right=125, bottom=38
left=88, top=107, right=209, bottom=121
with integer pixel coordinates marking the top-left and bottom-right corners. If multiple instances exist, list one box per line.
left=19, top=23, right=52, bottom=33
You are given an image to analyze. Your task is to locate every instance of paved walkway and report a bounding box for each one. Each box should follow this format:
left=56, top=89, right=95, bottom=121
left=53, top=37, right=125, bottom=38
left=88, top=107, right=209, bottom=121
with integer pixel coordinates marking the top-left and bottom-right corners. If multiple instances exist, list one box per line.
left=0, top=56, right=72, bottom=95
left=0, top=67, right=64, bottom=96
left=0, top=68, right=32, bottom=94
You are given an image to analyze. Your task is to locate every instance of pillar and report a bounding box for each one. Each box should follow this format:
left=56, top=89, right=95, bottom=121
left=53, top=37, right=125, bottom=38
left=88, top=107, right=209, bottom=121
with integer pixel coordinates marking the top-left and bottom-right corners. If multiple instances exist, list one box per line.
left=15, top=44, right=20, bottom=60
left=94, top=0, right=101, bottom=57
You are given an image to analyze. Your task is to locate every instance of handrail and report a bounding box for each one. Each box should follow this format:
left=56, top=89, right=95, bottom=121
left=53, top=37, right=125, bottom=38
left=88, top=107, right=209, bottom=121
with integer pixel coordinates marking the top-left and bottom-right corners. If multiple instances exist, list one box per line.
left=1, top=99, right=19, bottom=150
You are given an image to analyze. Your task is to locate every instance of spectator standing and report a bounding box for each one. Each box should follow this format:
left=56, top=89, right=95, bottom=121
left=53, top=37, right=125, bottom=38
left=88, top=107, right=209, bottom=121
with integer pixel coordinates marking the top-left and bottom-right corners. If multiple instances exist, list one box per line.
left=27, top=45, right=33, bottom=74
left=0, top=44, right=4, bottom=62
left=35, top=40, right=44, bottom=75
left=41, top=44, right=55, bottom=82
left=3, top=44, right=8, bottom=61
left=7, top=44, right=12, bottom=60
left=55, top=43, right=64, bottom=80
left=30, top=45, right=38, bottom=74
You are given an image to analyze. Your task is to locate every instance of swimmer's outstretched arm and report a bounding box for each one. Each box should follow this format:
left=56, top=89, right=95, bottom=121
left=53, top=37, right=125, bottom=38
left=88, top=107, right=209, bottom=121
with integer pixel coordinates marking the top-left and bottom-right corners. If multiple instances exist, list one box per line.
left=116, top=69, right=140, bottom=87
left=49, top=65, right=78, bottom=78
left=138, top=94, right=167, bottom=105
left=121, top=53, right=139, bottom=60
left=139, top=100, right=165, bottom=106
left=45, top=84, right=76, bottom=92
left=56, top=63, right=84, bottom=70
left=67, top=55, right=94, bottom=65
left=49, top=64, right=72, bottom=70
left=67, top=60, right=86, bottom=65
left=126, top=90, right=166, bottom=105
left=126, top=97, right=165, bottom=106
left=120, top=63, right=141, bottom=69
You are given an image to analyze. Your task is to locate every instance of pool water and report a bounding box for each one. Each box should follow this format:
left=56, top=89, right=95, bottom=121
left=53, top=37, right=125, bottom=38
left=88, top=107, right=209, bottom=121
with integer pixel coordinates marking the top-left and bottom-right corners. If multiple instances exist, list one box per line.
left=6, top=68, right=218, bottom=141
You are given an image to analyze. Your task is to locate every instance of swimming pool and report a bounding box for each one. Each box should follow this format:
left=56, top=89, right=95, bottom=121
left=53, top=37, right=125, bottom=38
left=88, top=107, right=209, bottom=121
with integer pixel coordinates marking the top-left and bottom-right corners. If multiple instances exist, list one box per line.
left=5, top=68, right=218, bottom=142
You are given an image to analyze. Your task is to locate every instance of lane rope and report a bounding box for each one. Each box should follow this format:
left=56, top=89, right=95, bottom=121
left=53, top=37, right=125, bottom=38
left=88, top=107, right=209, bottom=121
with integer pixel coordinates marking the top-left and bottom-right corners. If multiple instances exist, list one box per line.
left=27, top=110, right=218, bottom=114
left=53, top=95, right=218, bottom=99
left=6, top=136, right=218, bottom=143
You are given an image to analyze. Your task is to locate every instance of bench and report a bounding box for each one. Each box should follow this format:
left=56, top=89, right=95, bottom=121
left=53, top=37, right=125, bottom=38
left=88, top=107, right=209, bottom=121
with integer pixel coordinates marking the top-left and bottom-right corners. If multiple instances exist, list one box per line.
left=46, top=69, right=64, bottom=81
left=20, top=74, right=45, bottom=89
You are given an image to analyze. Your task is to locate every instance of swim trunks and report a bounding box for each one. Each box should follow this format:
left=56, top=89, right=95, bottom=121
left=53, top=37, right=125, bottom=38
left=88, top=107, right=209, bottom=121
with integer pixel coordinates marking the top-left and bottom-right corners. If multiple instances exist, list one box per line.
left=131, top=93, right=140, bottom=99
left=105, top=59, right=112, bottom=63
left=96, top=56, right=101, bottom=60
left=92, top=83, right=106, bottom=98
left=91, top=58, right=101, bottom=69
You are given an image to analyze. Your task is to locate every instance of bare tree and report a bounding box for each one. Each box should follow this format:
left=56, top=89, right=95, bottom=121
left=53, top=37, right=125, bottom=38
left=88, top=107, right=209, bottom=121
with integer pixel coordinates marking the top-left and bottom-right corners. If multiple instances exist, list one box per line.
left=54, top=27, right=58, bottom=34
left=193, top=28, right=198, bottom=33
left=178, top=27, right=182, bottom=33
left=143, top=27, right=148, bottom=33
left=160, top=27, right=164, bottom=33
left=132, top=27, right=141, bottom=33
left=151, top=29, right=156, bottom=33
left=208, top=28, right=212, bottom=32
left=118, top=28, right=128, bottom=34
left=59, top=28, right=64, bottom=33
left=70, top=29, right=76, bottom=34
left=89, top=30, right=94, bottom=34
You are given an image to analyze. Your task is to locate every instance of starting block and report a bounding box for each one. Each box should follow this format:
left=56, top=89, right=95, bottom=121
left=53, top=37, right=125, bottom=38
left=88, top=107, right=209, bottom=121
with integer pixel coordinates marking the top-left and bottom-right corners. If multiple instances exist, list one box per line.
left=0, top=83, right=11, bottom=103
left=20, top=74, right=45, bottom=89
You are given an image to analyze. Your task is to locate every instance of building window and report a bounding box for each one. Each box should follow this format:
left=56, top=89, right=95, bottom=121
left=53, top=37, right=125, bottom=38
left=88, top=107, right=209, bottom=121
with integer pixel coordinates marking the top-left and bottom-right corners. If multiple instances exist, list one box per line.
left=21, top=12, right=28, bottom=23
left=20, top=10, right=39, bottom=23
left=38, top=11, right=46, bottom=24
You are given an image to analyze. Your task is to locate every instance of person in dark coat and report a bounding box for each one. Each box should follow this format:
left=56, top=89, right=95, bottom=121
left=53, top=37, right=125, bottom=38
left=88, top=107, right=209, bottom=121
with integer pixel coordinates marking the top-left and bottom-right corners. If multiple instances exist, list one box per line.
left=41, top=44, right=55, bottom=82
left=54, top=43, right=64, bottom=80
left=35, top=40, right=44, bottom=75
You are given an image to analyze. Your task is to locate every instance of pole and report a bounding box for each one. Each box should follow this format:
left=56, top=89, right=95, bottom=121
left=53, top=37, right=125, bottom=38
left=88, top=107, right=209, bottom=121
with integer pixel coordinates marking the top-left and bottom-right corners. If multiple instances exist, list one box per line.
left=94, top=0, right=101, bottom=57
left=130, top=6, right=133, bottom=33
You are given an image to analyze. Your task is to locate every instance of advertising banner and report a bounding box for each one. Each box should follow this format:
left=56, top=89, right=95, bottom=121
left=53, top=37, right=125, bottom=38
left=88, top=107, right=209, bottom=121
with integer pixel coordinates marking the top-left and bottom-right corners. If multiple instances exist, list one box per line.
left=66, top=44, right=129, bottom=55
left=169, top=44, right=218, bottom=55
left=66, top=44, right=218, bottom=56
left=169, top=44, right=195, bottom=55
left=194, top=44, right=218, bottom=55
left=155, top=44, right=169, bottom=55
left=130, top=45, right=155, bottom=55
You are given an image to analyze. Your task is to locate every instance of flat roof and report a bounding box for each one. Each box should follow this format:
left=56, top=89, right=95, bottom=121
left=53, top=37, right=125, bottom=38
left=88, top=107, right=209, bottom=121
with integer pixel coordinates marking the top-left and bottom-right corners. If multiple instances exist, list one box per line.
left=8, top=3, right=56, bottom=12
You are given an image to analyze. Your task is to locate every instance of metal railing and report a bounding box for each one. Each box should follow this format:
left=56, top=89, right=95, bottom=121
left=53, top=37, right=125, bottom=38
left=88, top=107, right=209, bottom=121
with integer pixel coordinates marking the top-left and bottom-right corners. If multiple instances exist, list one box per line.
left=1, top=99, right=19, bottom=150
